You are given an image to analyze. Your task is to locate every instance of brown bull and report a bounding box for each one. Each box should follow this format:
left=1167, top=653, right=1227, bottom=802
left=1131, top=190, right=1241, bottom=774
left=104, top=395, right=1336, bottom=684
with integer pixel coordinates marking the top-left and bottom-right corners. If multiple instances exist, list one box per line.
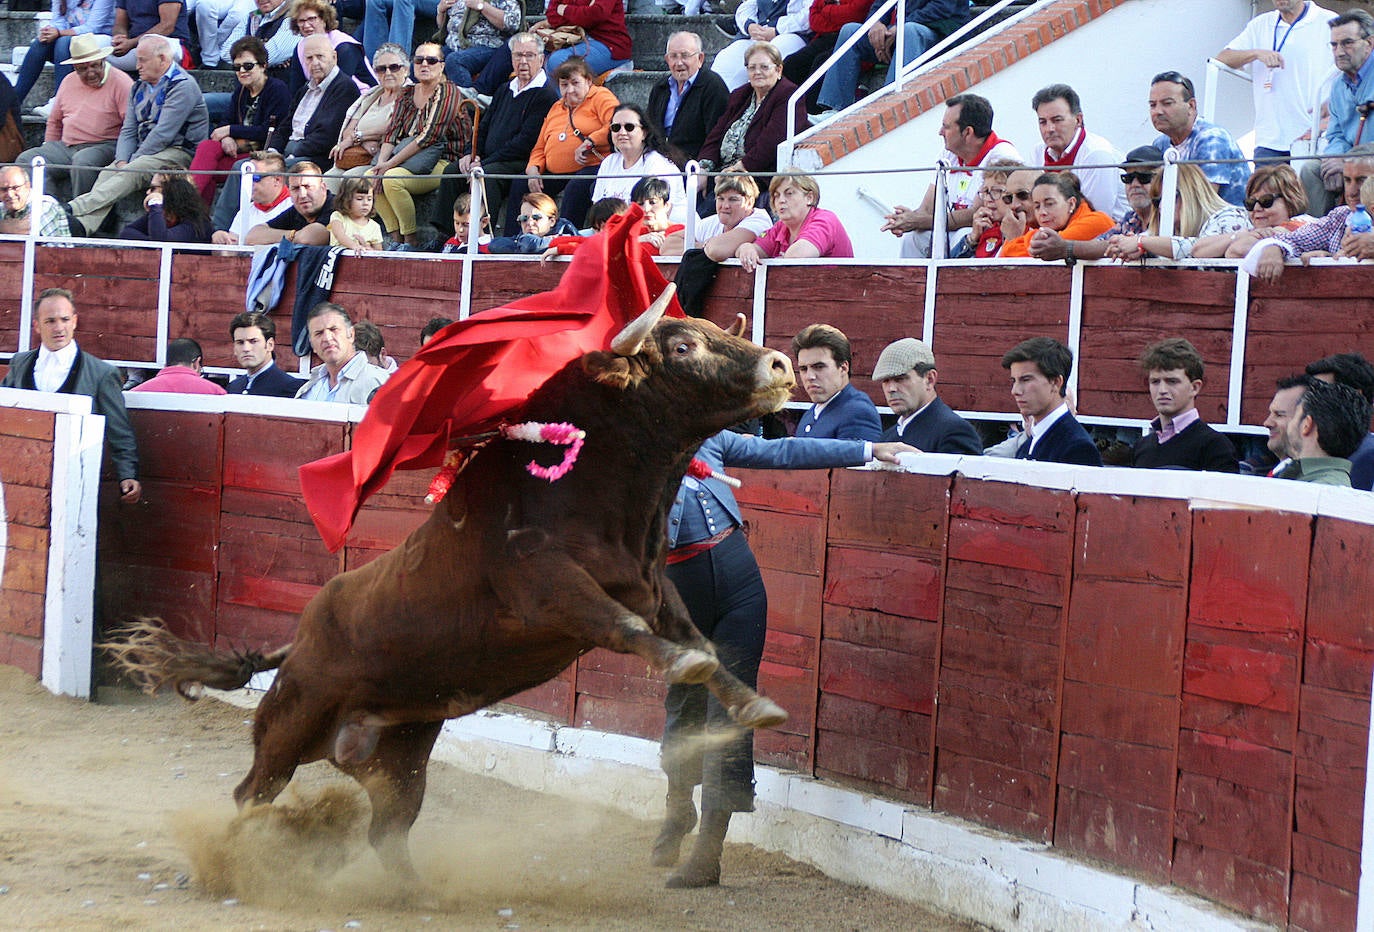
left=110, top=289, right=795, bottom=878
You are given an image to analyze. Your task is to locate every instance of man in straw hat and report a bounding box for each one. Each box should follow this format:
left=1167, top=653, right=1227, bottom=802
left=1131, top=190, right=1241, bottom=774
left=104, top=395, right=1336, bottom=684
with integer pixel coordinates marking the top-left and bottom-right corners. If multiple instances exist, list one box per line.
left=17, top=36, right=133, bottom=202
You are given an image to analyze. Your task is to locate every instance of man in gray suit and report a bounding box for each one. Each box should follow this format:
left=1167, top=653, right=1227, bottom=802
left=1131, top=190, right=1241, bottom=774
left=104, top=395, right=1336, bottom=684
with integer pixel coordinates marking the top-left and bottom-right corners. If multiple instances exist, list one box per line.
left=1, top=288, right=141, bottom=502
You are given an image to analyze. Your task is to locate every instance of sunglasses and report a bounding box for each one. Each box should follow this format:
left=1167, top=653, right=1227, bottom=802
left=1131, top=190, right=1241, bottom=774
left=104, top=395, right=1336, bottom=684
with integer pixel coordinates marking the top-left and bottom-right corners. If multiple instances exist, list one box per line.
left=232, top=61, right=260, bottom=72
left=376, top=62, right=406, bottom=73
left=1245, top=194, right=1280, bottom=210
left=609, top=122, right=640, bottom=133
left=1120, top=171, right=1156, bottom=185
left=413, top=55, right=441, bottom=65
left=1001, top=190, right=1032, bottom=205
left=518, top=213, right=548, bottom=223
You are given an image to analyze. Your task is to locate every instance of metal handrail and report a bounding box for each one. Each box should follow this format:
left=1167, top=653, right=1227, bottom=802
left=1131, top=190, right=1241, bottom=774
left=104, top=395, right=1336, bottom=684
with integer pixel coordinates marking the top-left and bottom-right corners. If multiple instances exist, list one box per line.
left=782, top=0, right=1029, bottom=166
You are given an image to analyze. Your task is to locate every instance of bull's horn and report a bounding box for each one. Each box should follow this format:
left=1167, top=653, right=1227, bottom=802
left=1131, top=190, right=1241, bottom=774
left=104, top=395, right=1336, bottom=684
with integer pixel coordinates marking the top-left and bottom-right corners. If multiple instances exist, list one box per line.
left=610, top=283, right=677, bottom=356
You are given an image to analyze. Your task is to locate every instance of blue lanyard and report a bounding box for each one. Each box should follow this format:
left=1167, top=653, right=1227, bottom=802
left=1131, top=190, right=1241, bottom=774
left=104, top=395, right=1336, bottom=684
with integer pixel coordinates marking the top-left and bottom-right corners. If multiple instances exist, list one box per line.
left=1273, top=2, right=1308, bottom=54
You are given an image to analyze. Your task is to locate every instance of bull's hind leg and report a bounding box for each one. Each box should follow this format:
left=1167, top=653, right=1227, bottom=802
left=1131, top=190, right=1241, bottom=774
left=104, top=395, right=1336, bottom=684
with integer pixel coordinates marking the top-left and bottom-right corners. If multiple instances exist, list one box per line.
left=334, top=720, right=444, bottom=880
left=496, top=537, right=719, bottom=684
left=234, top=675, right=334, bottom=809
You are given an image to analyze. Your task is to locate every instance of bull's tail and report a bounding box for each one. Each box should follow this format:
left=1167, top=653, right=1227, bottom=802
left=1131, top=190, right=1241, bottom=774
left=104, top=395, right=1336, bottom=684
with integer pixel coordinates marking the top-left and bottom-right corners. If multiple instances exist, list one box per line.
left=102, top=619, right=291, bottom=700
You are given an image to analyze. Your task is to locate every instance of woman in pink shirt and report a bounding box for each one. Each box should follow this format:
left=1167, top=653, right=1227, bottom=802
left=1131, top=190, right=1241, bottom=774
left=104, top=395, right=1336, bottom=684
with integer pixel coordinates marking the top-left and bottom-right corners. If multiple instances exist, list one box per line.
left=734, top=173, right=852, bottom=270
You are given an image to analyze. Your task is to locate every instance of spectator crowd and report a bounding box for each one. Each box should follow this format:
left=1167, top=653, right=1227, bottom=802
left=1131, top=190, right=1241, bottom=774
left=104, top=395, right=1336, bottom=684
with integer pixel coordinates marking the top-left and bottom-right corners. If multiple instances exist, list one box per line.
left=4, top=1, right=1374, bottom=489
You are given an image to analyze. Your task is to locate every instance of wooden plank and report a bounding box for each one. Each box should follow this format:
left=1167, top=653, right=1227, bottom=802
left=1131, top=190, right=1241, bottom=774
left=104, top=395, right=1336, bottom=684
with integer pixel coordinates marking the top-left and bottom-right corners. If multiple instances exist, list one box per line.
left=130, top=410, right=222, bottom=482
left=168, top=252, right=254, bottom=364
left=1173, top=771, right=1289, bottom=867
left=823, top=545, right=942, bottom=618
left=1063, top=579, right=1187, bottom=693
left=1054, top=787, right=1171, bottom=882
left=823, top=604, right=936, bottom=656
left=0, top=407, right=57, bottom=442
left=98, top=481, right=219, bottom=572
left=214, top=602, right=300, bottom=651
left=757, top=658, right=816, bottom=736
left=505, top=675, right=573, bottom=722
left=223, top=413, right=347, bottom=494
left=469, top=260, right=567, bottom=315
left=1188, top=509, right=1312, bottom=636
left=573, top=693, right=664, bottom=740
left=734, top=467, right=831, bottom=517
left=0, top=632, right=42, bottom=679
left=937, top=703, right=1055, bottom=774
left=1180, top=692, right=1293, bottom=750
left=1171, top=839, right=1287, bottom=925
left=1175, top=728, right=1290, bottom=796
left=815, top=728, right=927, bottom=801
left=1183, top=632, right=1300, bottom=715
left=759, top=567, right=822, bottom=640
left=1307, top=518, right=1374, bottom=650
left=819, top=638, right=932, bottom=713
left=0, top=590, right=44, bottom=640
left=1073, top=493, right=1191, bottom=583
left=1059, top=680, right=1179, bottom=748
left=3, top=484, right=52, bottom=529
left=1290, top=871, right=1358, bottom=932
left=0, top=436, right=58, bottom=487
left=817, top=691, right=931, bottom=754
left=99, top=565, right=216, bottom=643
left=827, top=469, right=949, bottom=551
left=933, top=751, right=1052, bottom=840
left=1058, top=733, right=1175, bottom=808
left=0, top=547, right=47, bottom=600
left=740, top=509, right=826, bottom=576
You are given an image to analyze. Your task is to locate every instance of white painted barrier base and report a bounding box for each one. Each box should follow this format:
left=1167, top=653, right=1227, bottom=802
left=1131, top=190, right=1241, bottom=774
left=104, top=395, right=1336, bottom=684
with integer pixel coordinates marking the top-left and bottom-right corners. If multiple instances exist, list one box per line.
left=423, top=709, right=1273, bottom=932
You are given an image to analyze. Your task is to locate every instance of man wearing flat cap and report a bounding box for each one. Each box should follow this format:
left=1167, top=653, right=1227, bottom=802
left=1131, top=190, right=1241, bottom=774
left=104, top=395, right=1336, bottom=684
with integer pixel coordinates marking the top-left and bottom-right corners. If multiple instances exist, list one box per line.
left=17, top=35, right=133, bottom=201
left=873, top=337, right=982, bottom=453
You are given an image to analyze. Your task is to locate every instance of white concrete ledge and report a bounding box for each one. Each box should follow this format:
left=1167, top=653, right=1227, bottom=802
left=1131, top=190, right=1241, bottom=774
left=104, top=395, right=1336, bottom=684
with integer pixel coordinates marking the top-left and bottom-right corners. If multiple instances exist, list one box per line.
left=422, top=709, right=1273, bottom=932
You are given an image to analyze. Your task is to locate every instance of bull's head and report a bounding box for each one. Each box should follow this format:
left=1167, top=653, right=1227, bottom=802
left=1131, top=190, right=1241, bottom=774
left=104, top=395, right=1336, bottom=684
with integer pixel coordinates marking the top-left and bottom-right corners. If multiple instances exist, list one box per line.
left=584, top=286, right=795, bottom=435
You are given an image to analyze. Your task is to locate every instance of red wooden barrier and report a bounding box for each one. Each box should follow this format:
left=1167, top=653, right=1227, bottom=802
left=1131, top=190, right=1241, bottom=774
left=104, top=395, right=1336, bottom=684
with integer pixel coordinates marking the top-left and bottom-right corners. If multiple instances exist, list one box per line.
left=0, top=406, right=55, bottom=673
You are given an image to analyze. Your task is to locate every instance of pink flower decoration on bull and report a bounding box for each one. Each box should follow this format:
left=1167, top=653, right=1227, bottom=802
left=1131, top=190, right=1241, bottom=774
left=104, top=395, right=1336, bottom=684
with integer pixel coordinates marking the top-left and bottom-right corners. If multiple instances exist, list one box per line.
left=503, top=421, right=586, bottom=482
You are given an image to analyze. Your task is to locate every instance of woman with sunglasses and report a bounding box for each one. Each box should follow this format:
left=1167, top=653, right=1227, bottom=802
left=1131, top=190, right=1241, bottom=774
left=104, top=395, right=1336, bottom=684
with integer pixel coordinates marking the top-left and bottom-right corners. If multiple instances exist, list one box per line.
left=325, top=43, right=410, bottom=191
left=590, top=104, right=686, bottom=223
left=1217, top=164, right=1311, bottom=259
left=484, top=192, right=579, bottom=253
left=188, top=36, right=290, bottom=205
left=1105, top=164, right=1250, bottom=261
left=370, top=41, right=474, bottom=248
left=517, top=57, right=618, bottom=233
left=1000, top=171, right=1113, bottom=259
left=286, top=0, right=377, bottom=95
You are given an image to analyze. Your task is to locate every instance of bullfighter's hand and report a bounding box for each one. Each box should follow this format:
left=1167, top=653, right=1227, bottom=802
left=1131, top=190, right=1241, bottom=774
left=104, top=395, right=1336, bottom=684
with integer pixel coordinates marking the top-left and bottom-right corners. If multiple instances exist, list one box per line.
left=872, top=442, right=918, bottom=463
left=120, top=479, right=142, bottom=504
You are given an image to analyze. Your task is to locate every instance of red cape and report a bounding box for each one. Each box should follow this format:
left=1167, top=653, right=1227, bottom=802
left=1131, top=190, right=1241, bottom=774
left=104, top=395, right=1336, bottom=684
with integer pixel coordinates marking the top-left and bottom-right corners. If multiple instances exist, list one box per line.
left=299, top=208, right=685, bottom=551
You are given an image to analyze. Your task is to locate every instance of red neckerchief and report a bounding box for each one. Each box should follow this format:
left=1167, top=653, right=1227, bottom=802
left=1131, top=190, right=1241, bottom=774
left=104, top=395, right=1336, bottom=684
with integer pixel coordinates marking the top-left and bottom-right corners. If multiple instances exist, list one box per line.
left=952, top=132, right=1005, bottom=173
left=1044, top=126, right=1086, bottom=167
left=255, top=186, right=291, bottom=213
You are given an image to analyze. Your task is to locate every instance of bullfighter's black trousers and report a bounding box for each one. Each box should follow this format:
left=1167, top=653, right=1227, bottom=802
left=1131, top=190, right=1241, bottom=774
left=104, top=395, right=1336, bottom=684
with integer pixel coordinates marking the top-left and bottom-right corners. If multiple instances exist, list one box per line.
left=662, top=528, right=768, bottom=814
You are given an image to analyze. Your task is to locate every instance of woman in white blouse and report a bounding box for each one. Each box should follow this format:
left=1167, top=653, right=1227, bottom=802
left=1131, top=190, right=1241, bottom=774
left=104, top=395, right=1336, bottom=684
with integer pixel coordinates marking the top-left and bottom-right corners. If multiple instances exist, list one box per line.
left=591, top=104, right=686, bottom=224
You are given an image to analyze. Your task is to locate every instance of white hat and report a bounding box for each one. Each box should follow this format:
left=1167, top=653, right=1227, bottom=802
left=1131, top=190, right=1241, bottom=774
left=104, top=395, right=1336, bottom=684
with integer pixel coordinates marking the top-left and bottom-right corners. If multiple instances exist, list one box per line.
left=61, top=35, right=113, bottom=65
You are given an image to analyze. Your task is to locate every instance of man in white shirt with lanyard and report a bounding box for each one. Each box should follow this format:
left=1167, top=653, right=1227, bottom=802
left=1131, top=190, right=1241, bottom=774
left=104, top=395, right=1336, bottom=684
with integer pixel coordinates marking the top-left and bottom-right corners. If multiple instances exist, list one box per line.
left=1217, top=0, right=1337, bottom=163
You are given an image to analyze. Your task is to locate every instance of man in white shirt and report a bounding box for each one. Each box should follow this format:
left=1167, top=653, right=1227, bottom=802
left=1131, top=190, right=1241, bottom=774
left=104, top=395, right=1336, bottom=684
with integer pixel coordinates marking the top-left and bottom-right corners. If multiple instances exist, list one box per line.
left=212, top=152, right=292, bottom=245
left=295, top=302, right=390, bottom=404
left=880, top=93, right=1022, bottom=257
left=1029, top=83, right=1127, bottom=220
left=1217, top=0, right=1337, bottom=162
left=0, top=288, right=141, bottom=502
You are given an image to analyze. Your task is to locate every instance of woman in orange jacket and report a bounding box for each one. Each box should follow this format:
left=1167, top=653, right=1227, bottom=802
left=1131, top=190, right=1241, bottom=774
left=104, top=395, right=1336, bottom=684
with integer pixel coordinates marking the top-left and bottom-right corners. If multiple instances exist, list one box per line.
left=999, top=171, right=1113, bottom=260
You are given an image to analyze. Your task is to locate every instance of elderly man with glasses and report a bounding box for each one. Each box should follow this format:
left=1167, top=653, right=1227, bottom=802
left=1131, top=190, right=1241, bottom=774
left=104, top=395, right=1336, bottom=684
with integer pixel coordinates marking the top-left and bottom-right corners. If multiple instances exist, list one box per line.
left=65, top=34, right=208, bottom=236
left=1302, top=10, right=1374, bottom=215
left=17, top=35, right=133, bottom=201
left=0, top=165, right=72, bottom=237
left=265, top=35, right=360, bottom=170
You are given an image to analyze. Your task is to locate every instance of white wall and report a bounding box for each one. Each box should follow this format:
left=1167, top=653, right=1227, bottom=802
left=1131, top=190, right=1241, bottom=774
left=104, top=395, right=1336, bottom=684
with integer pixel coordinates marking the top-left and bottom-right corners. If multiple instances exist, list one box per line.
left=797, top=0, right=1262, bottom=258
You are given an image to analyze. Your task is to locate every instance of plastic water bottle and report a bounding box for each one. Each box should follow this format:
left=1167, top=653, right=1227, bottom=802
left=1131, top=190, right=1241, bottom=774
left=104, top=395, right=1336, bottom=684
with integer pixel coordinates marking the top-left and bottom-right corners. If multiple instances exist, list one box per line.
left=1348, top=204, right=1373, bottom=235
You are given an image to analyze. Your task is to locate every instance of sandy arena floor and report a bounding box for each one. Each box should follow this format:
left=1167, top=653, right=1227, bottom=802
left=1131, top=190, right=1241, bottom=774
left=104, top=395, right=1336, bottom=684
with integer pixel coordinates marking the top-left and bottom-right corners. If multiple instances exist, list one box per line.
left=0, top=665, right=982, bottom=931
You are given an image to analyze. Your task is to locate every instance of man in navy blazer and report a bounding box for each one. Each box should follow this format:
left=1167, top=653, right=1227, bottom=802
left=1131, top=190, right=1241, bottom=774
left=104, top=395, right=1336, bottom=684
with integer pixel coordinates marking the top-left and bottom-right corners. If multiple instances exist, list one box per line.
left=226, top=311, right=303, bottom=397
left=791, top=323, right=882, bottom=441
left=1002, top=336, right=1101, bottom=466
left=873, top=337, right=982, bottom=454
left=265, top=36, right=360, bottom=170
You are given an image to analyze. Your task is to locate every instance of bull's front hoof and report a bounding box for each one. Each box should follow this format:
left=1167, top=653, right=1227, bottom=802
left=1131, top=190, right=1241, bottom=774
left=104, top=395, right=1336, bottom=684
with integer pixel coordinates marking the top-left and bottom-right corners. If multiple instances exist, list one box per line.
left=733, top=696, right=787, bottom=729
left=665, top=650, right=718, bottom=684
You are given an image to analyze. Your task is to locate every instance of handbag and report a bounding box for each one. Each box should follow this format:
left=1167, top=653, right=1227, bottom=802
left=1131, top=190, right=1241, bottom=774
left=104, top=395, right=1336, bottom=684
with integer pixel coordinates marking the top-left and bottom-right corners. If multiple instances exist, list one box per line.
left=395, top=134, right=445, bottom=175
left=336, top=145, right=374, bottom=170
left=530, top=20, right=586, bottom=51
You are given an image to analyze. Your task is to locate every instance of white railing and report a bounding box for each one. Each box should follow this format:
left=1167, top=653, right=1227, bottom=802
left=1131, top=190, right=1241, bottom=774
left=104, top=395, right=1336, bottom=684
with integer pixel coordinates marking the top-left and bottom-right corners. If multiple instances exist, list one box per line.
left=782, top=0, right=1033, bottom=167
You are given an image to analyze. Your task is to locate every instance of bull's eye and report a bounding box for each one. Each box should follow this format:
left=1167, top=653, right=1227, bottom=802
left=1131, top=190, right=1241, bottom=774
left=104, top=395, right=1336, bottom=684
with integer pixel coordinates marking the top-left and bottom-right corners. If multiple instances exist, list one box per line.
left=672, top=340, right=692, bottom=355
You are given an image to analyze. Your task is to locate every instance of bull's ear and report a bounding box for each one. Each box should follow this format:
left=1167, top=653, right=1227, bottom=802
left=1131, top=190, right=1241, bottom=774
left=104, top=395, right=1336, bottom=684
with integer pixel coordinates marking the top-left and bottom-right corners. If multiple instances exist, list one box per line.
left=582, top=351, right=636, bottom=389
left=728, top=313, right=747, bottom=338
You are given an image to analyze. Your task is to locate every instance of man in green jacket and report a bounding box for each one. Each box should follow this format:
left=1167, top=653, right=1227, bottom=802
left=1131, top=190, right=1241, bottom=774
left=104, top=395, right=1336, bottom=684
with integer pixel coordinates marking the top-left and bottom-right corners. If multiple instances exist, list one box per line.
left=1274, top=377, right=1371, bottom=487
